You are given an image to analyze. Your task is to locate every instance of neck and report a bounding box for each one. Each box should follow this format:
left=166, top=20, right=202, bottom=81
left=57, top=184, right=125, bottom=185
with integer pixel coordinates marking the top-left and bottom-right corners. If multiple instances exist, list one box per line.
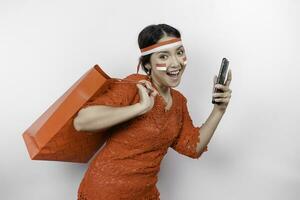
left=150, top=74, right=170, bottom=96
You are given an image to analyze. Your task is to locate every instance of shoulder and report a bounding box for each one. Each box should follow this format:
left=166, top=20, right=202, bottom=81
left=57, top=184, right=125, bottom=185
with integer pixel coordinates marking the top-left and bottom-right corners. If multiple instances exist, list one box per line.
left=107, top=73, right=149, bottom=94
left=123, top=73, right=149, bottom=82
left=171, top=88, right=187, bottom=103
left=109, top=73, right=148, bottom=87
left=108, top=73, right=150, bottom=90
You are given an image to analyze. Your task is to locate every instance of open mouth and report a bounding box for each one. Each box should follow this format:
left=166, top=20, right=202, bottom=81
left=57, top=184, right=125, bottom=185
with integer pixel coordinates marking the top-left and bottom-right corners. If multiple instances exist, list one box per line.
left=166, top=69, right=181, bottom=78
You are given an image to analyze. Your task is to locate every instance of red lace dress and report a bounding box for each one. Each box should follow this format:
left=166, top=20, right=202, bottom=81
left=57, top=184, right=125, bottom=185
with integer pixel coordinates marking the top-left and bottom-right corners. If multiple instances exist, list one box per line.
left=77, top=73, right=208, bottom=200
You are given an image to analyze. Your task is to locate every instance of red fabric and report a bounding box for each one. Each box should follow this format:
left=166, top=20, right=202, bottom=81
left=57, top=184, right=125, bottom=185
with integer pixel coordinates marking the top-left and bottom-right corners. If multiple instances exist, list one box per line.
left=77, top=73, right=208, bottom=200
left=171, top=96, right=208, bottom=158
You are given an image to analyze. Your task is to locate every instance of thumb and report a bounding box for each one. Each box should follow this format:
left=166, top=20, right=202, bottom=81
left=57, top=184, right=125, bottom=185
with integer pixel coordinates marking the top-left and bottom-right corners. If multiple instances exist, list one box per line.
left=136, top=83, right=148, bottom=97
left=213, top=75, right=217, bottom=92
left=136, top=84, right=144, bottom=96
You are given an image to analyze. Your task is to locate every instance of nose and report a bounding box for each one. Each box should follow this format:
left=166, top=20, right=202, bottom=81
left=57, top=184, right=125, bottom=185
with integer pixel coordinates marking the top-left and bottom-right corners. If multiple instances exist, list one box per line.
left=169, top=55, right=181, bottom=69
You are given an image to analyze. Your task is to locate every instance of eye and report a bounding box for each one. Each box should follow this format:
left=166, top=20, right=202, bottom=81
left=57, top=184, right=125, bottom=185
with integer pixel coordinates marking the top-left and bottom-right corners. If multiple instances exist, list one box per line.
left=177, top=50, right=184, bottom=56
left=159, top=55, right=168, bottom=60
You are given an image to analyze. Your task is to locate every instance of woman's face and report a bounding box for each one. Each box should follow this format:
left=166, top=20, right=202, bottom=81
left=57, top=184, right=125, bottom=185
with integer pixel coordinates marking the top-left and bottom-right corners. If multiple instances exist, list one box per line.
left=146, top=35, right=187, bottom=88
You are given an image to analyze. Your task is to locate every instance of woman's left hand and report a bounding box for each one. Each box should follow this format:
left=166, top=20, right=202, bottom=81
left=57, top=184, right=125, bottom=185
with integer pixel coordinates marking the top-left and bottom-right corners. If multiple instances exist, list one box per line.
left=212, top=69, right=232, bottom=112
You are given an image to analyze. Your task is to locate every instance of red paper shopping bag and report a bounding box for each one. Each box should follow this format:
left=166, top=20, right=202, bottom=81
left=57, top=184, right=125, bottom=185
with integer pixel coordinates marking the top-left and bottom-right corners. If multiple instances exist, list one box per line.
left=22, top=64, right=115, bottom=163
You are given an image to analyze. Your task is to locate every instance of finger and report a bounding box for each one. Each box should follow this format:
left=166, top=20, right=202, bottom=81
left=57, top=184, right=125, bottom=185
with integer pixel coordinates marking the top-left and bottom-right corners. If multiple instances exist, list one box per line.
left=151, top=90, right=158, bottom=97
left=136, top=84, right=143, bottom=98
left=142, top=80, right=158, bottom=95
left=214, top=97, right=230, bottom=103
left=139, top=80, right=151, bottom=89
left=138, top=79, right=151, bottom=86
left=137, top=82, right=148, bottom=90
left=145, top=81, right=156, bottom=92
left=136, top=83, right=144, bottom=92
left=138, top=80, right=148, bottom=87
left=213, top=92, right=229, bottom=98
left=215, top=84, right=230, bottom=92
left=214, top=93, right=231, bottom=99
left=144, top=81, right=152, bottom=90
left=151, top=91, right=157, bottom=97
left=136, top=83, right=148, bottom=96
left=225, top=69, right=232, bottom=86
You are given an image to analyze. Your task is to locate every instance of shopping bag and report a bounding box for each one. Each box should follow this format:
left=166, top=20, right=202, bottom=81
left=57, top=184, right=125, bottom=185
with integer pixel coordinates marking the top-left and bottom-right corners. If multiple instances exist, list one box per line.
left=22, top=64, right=115, bottom=163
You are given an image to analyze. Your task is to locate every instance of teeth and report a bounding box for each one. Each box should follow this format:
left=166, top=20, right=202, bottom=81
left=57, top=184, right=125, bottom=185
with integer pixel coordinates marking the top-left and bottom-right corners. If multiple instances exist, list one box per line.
left=167, top=70, right=180, bottom=75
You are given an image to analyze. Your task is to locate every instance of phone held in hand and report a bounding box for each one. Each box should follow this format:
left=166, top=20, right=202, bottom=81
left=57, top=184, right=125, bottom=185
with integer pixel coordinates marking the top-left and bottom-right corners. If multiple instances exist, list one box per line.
left=212, top=58, right=229, bottom=105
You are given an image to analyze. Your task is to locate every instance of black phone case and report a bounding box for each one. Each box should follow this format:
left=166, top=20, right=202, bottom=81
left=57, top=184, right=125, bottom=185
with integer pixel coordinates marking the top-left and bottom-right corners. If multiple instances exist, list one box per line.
left=212, top=58, right=229, bottom=105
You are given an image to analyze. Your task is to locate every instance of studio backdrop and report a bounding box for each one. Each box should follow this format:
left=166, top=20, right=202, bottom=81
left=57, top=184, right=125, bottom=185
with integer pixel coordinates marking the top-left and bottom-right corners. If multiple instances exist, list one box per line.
left=0, top=0, right=299, bottom=199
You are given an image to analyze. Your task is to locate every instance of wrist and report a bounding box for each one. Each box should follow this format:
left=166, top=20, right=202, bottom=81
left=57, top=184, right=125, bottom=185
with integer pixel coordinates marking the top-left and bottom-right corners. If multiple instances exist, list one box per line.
left=213, top=105, right=226, bottom=114
left=132, top=103, right=147, bottom=116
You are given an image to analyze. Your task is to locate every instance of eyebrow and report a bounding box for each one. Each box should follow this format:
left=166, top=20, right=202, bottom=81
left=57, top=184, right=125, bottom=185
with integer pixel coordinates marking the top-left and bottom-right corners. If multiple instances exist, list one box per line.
left=157, top=45, right=184, bottom=54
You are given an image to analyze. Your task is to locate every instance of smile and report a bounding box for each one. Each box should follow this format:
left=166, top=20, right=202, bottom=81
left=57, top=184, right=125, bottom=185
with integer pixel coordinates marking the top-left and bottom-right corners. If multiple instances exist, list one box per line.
left=166, top=69, right=181, bottom=77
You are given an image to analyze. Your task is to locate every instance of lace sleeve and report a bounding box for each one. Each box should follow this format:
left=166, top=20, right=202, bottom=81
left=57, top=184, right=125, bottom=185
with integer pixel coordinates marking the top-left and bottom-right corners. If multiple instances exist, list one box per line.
left=171, top=96, right=208, bottom=159
left=81, top=74, right=138, bottom=109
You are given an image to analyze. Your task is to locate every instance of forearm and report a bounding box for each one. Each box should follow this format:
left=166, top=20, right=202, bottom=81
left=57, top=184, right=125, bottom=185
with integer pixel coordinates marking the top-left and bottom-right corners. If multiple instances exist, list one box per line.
left=196, top=107, right=225, bottom=152
left=74, top=103, right=144, bottom=132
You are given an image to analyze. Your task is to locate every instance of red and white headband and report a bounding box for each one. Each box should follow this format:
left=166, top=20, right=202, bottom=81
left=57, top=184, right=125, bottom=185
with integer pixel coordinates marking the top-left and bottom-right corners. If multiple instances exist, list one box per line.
left=136, top=38, right=187, bottom=73
left=140, top=38, right=182, bottom=56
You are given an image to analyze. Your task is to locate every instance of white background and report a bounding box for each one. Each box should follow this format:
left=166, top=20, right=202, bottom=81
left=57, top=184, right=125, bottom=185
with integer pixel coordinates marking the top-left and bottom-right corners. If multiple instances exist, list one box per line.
left=1, top=0, right=299, bottom=199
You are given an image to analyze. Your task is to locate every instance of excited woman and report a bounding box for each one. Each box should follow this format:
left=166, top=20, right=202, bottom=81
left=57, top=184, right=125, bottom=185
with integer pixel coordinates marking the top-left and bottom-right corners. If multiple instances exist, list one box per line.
left=74, top=23, right=232, bottom=200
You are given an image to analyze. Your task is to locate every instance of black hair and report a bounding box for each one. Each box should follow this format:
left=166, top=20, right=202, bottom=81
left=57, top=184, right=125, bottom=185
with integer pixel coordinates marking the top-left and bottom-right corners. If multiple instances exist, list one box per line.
left=137, top=24, right=181, bottom=75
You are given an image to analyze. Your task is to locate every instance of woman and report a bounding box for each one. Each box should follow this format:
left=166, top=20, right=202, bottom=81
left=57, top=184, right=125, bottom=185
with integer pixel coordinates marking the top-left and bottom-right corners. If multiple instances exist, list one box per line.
left=75, top=24, right=232, bottom=200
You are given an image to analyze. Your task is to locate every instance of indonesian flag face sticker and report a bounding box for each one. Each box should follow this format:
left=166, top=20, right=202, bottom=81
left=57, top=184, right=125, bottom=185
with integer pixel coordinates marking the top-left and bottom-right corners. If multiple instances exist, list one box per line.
left=155, top=63, right=167, bottom=71
left=183, top=56, right=187, bottom=66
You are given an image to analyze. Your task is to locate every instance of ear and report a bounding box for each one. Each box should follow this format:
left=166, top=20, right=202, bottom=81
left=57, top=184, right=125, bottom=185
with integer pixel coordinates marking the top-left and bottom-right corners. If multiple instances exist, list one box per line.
left=145, top=63, right=152, bottom=71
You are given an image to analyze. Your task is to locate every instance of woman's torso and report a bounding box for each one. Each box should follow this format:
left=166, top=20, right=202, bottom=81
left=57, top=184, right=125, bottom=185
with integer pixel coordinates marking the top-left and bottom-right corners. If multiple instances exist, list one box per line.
left=78, top=74, right=185, bottom=199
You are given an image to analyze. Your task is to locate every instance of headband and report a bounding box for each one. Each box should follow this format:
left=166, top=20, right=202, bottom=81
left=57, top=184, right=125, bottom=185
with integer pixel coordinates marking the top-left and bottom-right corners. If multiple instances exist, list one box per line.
left=140, top=38, right=182, bottom=56
left=136, top=38, right=184, bottom=74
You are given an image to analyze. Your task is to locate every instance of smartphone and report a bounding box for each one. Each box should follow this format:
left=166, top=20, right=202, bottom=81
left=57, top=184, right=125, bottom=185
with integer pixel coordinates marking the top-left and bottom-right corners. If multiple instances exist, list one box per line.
left=212, top=58, right=229, bottom=105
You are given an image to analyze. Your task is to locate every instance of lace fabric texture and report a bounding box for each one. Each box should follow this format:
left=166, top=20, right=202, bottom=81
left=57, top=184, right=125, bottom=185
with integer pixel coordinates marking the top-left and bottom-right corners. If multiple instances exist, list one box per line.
left=77, top=73, right=208, bottom=200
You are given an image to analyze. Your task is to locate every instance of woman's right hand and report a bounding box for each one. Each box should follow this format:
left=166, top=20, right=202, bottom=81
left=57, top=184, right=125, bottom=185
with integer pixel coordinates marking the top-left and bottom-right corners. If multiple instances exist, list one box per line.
left=136, top=80, right=158, bottom=115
